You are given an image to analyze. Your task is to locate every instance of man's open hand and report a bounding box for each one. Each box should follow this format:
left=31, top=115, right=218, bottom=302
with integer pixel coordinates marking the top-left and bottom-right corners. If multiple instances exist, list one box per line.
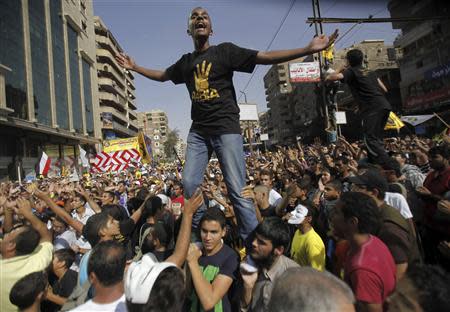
left=308, top=29, right=339, bottom=53
left=116, top=53, right=136, bottom=70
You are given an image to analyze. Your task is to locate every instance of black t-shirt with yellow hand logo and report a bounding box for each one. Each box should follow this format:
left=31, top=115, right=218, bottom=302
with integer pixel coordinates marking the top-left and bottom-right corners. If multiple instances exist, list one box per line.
left=166, top=42, right=258, bottom=135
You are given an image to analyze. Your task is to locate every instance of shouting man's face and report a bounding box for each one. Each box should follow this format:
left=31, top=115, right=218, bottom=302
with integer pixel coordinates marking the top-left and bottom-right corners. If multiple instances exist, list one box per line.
left=188, top=7, right=212, bottom=38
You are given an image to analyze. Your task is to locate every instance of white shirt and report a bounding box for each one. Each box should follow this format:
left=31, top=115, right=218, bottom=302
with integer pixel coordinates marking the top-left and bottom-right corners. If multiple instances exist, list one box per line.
left=384, top=192, right=413, bottom=219
left=269, top=189, right=282, bottom=207
left=70, top=294, right=127, bottom=311
left=71, top=206, right=95, bottom=225
left=54, top=230, right=77, bottom=250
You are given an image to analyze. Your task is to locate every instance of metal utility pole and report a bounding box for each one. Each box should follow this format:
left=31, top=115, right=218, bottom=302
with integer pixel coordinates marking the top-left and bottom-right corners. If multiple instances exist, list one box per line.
left=239, top=90, right=254, bottom=154
left=311, top=0, right=331, bottom=142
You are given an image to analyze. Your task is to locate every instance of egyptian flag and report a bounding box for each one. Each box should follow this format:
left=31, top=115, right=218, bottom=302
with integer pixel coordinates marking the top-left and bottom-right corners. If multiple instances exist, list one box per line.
left=39, top=152, right=51, bottom=176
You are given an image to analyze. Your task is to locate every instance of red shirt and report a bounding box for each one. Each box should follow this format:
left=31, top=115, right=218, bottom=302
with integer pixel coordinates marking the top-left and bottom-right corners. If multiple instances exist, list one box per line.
left=423, top=167, right=450, bottom=234
left=345, top=235, right=396, bottom=305
left=171, top=196, right=185, bottom=216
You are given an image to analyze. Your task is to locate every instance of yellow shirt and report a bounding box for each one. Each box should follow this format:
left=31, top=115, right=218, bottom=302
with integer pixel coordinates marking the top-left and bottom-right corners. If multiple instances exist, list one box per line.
left=1, top=242, right=53, bottom=312
left=290, top=228, right=325, bottom=271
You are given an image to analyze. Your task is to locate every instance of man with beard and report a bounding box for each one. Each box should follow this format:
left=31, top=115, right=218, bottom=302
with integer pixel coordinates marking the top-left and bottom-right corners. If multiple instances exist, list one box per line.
left=241, top=217, right=298, bottom=312
left=117, top=7, right=337, bottom=241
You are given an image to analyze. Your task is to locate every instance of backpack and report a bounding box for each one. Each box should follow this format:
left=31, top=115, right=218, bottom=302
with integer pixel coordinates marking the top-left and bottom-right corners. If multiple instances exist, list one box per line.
left=133, top=224, right=153, bottom=261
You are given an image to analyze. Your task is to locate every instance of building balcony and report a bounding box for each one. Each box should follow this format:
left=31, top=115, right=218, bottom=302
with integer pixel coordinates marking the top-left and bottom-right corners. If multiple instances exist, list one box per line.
left=99, top=90, right=127, bottom=107
left=128, top=110, right=138, bottom=120
left=111, top=121, right=138, bottom=137
left=129, top=121, right=139, bottom=132
left=97, top=48, right=123, bottom=75
left=96, top=35, right=121, bottom=60
left=100, top=105, right=128, bottom=124
left=97, top=63, right=125, bottom=89
left=98, top=77, right=127, bottom=99
left=128, top=100, right=137, bottom=111
left=394, top=21, right=433, bottom=48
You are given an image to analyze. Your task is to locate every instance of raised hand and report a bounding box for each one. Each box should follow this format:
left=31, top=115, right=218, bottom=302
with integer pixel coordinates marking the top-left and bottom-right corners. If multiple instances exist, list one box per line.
left=184, top=188, right=204, bottom=215
left=76, top=185, right=89, bottom=198
left=308, top=29, right=339, bottom=52
left=186, top=243, right=202, bottom=263
left=0, top=194, right=6, bottom=207
left=16, top=197, right=33, bottom=216
left=241, top=185, right=256, bottom=201
left=116, top=52, right=136, bottom=70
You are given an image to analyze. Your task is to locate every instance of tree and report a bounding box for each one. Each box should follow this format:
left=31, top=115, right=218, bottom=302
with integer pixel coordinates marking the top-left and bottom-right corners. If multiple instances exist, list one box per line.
left=163, top=128, right=180, bottom=160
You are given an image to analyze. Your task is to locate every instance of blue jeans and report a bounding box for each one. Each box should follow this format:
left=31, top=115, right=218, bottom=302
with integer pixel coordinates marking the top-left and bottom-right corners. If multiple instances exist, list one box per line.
left=182, top=131, right=258, bottom=240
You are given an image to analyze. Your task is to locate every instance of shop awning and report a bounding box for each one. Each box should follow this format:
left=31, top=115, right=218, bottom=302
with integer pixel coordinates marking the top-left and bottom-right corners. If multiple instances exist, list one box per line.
left=400, top=115, right=435, bottom=127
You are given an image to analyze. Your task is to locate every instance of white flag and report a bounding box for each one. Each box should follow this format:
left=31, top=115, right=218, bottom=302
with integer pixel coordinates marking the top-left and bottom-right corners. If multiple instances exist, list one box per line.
left=79, top=145, right=90, bottom=168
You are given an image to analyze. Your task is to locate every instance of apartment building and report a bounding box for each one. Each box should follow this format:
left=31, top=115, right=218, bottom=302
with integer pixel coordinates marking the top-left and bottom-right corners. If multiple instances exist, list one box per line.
left=94, top=16, right=138, bottom=140
left=388, top=0, right=450, bottom=120
left=137, top=110, right=168, bottom=158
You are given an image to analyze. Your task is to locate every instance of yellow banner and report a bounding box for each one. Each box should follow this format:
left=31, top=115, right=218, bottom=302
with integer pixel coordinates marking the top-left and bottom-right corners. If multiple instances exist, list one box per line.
left=322, top=43, right=334, bottom=63
left=384, top=112, right=405, bottom=130
left=138, top=131, right=153, bottom=164
left=103, top=137, right=139, bottom=153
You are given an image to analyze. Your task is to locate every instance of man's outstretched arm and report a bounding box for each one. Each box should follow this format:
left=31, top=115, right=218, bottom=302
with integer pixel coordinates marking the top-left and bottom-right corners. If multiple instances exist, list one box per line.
left=256, top=30, right=338, bottom=65
left=116, top=53, right=169, bottom=82
left=325, top=72, right=344, bottom=81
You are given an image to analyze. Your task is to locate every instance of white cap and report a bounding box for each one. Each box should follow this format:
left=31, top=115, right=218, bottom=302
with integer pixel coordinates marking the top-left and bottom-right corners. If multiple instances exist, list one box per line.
left=125, top=253, right=176, bottom=304
left=287, top=204, right=309, bottom=225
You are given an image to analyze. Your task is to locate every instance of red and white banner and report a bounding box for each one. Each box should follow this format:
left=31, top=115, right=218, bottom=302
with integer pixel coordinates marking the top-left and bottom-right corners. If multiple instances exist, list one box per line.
left=91, top=148, right=141, bottom=173
left=39, top=152, right=51, bottom=176
left=289, top=62, right=320, bottom=83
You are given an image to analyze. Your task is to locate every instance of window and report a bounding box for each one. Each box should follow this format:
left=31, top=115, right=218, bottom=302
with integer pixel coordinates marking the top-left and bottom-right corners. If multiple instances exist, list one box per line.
left=50, top=0, right=69, bottom=129
left=0, top=1, right=27, bottom=119
left=82, top=59, right=94, bottom=136
left=29, top=0, right=51, bottom=125
left=67, top=24, right=83, bottom=133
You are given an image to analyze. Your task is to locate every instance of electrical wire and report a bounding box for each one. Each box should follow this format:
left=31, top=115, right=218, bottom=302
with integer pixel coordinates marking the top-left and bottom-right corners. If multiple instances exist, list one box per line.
left=238, top=0, right=297, bottom=102
left=334, top=7, right=388, bottom=49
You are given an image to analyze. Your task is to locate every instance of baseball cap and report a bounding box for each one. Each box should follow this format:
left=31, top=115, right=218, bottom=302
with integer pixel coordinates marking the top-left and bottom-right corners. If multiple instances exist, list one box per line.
left=348, top=170, right=388, bottom=193
left=125, top=253, right=176, bottom=304
left=288, top=204, right=309, bottom=225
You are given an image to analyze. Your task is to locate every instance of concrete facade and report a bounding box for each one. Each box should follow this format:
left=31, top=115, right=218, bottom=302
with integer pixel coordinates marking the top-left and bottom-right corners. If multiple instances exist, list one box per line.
left=0, top=0, right=100, bottom=180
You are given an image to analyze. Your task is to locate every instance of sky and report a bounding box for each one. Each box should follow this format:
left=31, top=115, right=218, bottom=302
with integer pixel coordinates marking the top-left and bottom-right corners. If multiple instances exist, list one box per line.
left=93, top=0, right=401, bottom=140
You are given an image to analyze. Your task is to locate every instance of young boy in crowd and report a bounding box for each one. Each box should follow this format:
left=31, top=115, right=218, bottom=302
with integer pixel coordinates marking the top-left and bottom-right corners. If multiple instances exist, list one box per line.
left=42, top=249, right=78, bottom=311
left=187, top=207, right=240, bottom=312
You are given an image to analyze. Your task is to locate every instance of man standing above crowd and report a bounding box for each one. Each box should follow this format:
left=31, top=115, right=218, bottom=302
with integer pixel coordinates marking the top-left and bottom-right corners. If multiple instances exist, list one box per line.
left=326, top=49, right=391, bottom=165
left=117, top=6, right=337, bottom=240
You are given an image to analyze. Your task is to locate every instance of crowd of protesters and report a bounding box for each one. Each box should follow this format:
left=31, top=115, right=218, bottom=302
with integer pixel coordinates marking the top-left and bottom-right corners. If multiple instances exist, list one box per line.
left=1, top=134, right=450, bottom=312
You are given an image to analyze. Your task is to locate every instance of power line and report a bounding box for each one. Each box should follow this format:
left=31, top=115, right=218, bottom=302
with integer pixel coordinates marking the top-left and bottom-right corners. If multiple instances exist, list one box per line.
left=334, top=8, right=389, bottom=49
left=322, top=0, right=338, bottom=16
left=238, top=0, right=297, bottom=102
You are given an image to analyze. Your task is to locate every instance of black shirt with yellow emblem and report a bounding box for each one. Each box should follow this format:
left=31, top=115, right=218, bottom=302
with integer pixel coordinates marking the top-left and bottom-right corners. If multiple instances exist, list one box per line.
left=166, top=42, right=258, bottom=135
